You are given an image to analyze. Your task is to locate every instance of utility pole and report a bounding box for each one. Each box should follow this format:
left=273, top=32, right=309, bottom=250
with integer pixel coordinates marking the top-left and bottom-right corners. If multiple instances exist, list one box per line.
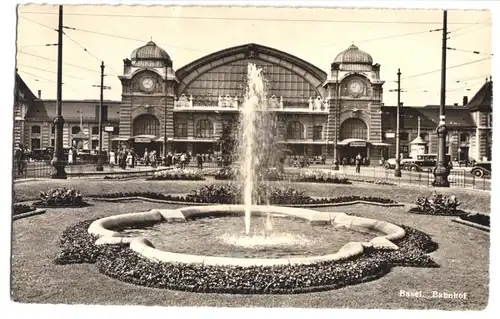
left=50, top=5, right=67, bottom=179
left=333, top=64, right=340, bottom=170
left=433, top=9, right=450, bottom=187
left=163, top=96, right=167, bottom=166
left=96, top=61, right=105, bottom=171
left=394, top=68, right=402, bottom=177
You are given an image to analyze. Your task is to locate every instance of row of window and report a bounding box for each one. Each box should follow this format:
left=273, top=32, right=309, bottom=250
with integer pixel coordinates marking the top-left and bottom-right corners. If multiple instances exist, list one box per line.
left=383, top=132, right=470, bottom=142
left=30, top=125, right=119, bottom=136
left=30, top=138, right=103, bottom=150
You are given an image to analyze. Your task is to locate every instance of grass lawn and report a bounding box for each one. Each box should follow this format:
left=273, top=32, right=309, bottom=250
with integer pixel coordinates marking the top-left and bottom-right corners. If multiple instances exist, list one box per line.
left=13, top=178, right=490, bottom=213
left=10, top=179, right=490, bottom=309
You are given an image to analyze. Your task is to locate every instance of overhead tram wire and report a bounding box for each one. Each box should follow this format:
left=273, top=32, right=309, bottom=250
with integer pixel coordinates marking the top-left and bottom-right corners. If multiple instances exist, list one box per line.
left=19, top=11, right=490, bottom=25
left=63, top=26, right=208, bottom=53
left=448, top=18, right=491, bottom=34
left=18, top=63, right=97, bottom=83
left=320, top=28, right=441, bottom=49
left=397, top=57, right=491, bottom=81
left=447, top=47, right=493, bottom=56
left=17, top=69, right=86, bottom=97
left=17, top=51, right=101, bottom=74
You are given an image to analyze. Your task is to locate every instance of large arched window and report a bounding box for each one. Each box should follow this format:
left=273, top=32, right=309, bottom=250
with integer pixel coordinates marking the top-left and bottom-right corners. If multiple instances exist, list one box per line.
left=133, top=114, right=160, bottom=136
left=340, top=118, right=367, bottom=140
left=196, top=119, right=214, bottom=138
left=287, top=121, right=305, bottom=139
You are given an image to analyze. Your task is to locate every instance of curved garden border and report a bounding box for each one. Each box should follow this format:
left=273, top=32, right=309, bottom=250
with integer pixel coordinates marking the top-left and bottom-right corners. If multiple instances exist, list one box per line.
left=55, top=218, right=438, bottom=294
left=452, top=218, right=490, bottom=232
left=88, top=205, right=406, bottom=267
left=90, top=196, right=405, bottom=208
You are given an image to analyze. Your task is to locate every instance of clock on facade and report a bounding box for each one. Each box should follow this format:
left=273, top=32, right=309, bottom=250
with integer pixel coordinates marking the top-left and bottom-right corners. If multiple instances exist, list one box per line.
left=140, top=76, right=155, bottom=92
left=348, top=80, right=364, bottom=95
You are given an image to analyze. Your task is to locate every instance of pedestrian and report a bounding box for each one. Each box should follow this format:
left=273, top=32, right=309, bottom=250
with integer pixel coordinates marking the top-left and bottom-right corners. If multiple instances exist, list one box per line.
left=68, top=148, right=74, bottom=165
left=355, top=154, right=362, bottom=174
left=180, top=153, right=186, bottom=169
left=166, top=152, right=173, bottom=167
left=197, top=153, right=203, bottom=170
left=127, top=151, right=133, bottom=167
left=130, top=148, right=136, bottom=168
left=144, top=148, right=150, bottom=166
left=150, top=150, right=157, bottom=168
left=109, top=149, right=116, bottom=167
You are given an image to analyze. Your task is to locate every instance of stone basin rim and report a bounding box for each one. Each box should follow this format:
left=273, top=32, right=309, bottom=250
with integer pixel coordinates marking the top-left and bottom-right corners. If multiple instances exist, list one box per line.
left=88, top=204, right=406, bottom=267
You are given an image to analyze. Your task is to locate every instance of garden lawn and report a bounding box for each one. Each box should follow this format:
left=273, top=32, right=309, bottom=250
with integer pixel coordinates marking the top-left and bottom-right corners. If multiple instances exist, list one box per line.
left=13, top=178, right=490, bottom=213
left=11, top=197, right=489, bottom=309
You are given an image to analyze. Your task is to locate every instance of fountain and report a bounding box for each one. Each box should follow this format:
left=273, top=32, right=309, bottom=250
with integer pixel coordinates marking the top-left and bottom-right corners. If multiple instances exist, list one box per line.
left=236, top=63, right=280, bottom=235
left=84, top=63, right=408, bottom=293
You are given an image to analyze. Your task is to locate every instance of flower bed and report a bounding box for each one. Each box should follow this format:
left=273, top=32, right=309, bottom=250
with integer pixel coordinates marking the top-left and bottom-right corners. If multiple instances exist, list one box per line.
left=146, top=169, right=205, bottom=181
left=54, top=219, right=438, bottom=294
left=459, top=214, right=490, bottom=228
left=213, top=167, right=286, bottom=181
left=13, top=204, right=36, bottom=216
left=346, top=177, right=396, bottom=186
left=409, top=192, right=464, bottom=216
left=88, top=184, right=397, bottom=206
left=33, top=187, right=89, bottom=208
left=294, top=170, right=350, bottom=184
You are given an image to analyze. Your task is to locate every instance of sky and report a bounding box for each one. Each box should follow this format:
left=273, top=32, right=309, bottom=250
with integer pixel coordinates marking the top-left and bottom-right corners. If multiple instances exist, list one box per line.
left=15, top=4, right=492, bottom=107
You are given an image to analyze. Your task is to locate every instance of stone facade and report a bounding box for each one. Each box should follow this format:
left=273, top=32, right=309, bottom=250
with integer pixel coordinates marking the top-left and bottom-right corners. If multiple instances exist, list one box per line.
left=15, top=42, right=492, bottom=163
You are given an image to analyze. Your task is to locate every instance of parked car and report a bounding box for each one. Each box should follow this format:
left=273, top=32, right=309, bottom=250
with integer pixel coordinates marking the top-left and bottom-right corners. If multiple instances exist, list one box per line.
left=384, top=157, right=412, bottom=169
left=470, top=161, right=491, bottom=178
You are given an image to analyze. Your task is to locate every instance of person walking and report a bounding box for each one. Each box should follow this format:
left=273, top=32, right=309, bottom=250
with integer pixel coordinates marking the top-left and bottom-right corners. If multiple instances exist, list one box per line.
left=166, top=152, right=173, bottom=167
left=180, top=153, right=186, bottom=169
left=144, top=148, right=150, bottom=166
left=196, top=153, right=203, bottom=170
left=355, top=154, right=362, bottom=174
left=150, top=150, right=157, bottom=168
left=130, top=148, right=136, bottom=168
left=68, top=148, right=74, bottom=165
left=109, top=149, right=116, bottom=167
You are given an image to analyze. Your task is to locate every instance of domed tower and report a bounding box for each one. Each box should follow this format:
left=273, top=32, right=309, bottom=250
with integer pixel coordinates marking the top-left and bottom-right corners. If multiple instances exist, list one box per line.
left=323, top=44, right=385, bottom=164
left=118, top=41, right=178, bottom=154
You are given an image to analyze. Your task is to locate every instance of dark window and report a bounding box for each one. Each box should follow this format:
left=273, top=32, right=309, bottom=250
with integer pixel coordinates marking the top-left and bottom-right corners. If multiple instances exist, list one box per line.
left=72, top=126, right=81, bottom=134
left=400, top=132, right=409, bottom=141
left=51, top=138, right=55, bottom=147
left=112, top=126, right=119, bottom=136
left=133, top=114, right=160, bottom=136
left=51, top=125, right=55, bottom=134
left=460, top=133, right=469, bottom=143
left=420, top=133, right=429, bottom=141
left=31, top=138, right=41, bottom=149
left=287, top=121, right=304, bottom=139
left=91, top=126, right=99, bottom=135
left=175, top=123, right=188, bottom=138
left=196, top=120, right=214, bottom=138
left=91, top=140, right=99, bottom=149
left=312, top=126, right=323, bottom=140
left=31, top=125, right=41, bottom=134
left=339, top=118, right=367, bottom=140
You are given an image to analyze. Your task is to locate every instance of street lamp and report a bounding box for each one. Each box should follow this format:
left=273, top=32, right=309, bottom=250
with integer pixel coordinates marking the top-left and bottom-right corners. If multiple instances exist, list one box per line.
left=394, top=68, right=402, bottom=178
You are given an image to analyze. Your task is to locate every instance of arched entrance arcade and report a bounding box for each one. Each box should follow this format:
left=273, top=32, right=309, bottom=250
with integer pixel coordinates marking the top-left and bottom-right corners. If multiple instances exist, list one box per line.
left=131, top=114, right=161, bottom=156
left=338, top=118, right=369, bottom=164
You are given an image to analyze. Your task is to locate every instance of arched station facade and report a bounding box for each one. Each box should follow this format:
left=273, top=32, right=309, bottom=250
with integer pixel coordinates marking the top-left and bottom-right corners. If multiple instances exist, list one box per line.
left=117, top=41, right=388, bottom=163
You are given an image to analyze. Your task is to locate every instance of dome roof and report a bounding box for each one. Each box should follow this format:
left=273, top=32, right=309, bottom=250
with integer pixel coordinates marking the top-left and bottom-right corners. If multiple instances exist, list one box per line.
left=334, top=44, right=373, bottom=64
left=131, top=41, right=172, bottom=63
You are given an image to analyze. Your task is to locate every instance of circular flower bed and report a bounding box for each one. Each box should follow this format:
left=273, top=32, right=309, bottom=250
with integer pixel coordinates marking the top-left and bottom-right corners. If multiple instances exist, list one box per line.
left=54, top=219, right=438, bottom=294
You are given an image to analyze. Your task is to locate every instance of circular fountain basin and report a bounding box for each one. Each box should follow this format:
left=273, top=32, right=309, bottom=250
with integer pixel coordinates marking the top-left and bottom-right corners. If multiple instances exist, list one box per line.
left=88, top=205, right=406, bottom=267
